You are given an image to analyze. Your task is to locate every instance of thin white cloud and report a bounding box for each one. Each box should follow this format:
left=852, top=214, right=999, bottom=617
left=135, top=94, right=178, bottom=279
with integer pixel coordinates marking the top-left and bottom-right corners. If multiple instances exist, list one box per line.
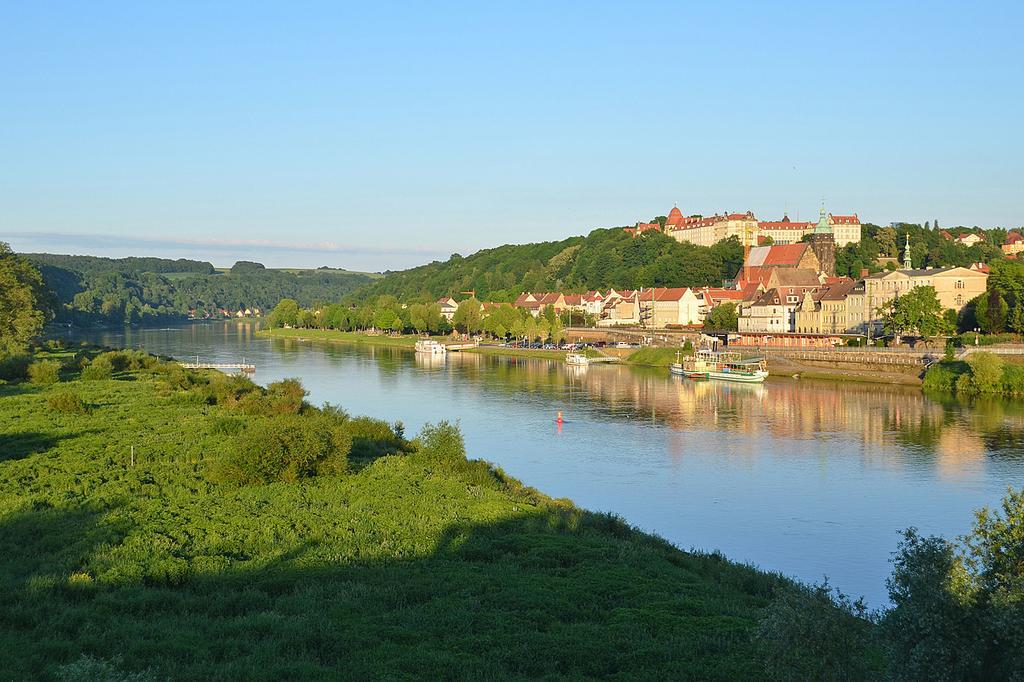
left=3, top=231, right=451, bottom=258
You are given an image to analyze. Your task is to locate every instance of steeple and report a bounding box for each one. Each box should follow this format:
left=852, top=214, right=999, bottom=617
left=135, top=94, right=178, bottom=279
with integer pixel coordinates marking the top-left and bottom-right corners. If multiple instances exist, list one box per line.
left=903, top=233, right=913, bottom=269
left=812, top=201, right=832, bottom=234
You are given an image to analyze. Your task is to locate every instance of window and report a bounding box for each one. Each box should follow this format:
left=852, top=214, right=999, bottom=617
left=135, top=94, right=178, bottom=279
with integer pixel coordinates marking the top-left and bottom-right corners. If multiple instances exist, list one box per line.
left=955, top=280, right=964, bottom=289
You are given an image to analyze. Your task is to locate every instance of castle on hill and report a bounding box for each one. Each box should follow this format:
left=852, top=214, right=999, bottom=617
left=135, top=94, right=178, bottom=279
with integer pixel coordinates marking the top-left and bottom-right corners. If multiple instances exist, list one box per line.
left=626, top=203, right=861, bottom=247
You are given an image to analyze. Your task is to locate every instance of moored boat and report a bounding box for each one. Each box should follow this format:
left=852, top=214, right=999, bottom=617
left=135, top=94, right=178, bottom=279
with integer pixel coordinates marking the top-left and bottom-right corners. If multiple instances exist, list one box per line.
left=414, top=339, right=447, bottom=355
left=565, top=352, right=590, bottom=366
left=681, top=350, right=768, bottom=383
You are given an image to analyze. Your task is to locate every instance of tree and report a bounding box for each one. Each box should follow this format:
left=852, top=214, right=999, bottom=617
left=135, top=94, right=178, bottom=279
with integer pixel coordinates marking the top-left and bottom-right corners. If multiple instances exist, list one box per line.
left=0, top=242, right=49, bottom=355
left=704, top=302, right=738, bottom=331
left=976, top=289, right=1008, bottom=334
left=875, top=226, right=898, bottom=258
left=884, top=487, right=1024, bottom=680
left=1010, top=299, right=1024, bottom=339
left=267, top=299, right=300, bottom=328
left=876, top=286, right=951, bottom=344
left=452, top=299, right=483, bottom=334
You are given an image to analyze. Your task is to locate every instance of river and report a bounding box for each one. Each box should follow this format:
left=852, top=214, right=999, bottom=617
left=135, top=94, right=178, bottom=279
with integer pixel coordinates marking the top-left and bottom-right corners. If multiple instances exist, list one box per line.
left=60, top=321, right=1024, bottom=605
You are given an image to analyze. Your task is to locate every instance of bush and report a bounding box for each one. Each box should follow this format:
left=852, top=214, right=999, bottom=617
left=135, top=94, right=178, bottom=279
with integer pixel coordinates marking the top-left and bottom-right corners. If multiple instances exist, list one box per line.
left=346, top=415, right=408, bottom=461
left=208, top=416, right=245, bottom=436
left=414, top=420, right=466, bottom=467
left=756, top=581, right=877, bottom=681
left=239, top=377, right=308, bottom=416
left=957, top=352, right=1004, bottom=394
left=81, top=355, right=114, bottom=381
left=218, top=413, right=351, bottom=484
left=48, top=391, right=90, bottom=415
left=0, top=353, right=31, bottom=381
left=883, top=488, right=1024, bottom=680
left=28, top=360, right=61, bottom=385
left=922, top=360, right=969, bottom=393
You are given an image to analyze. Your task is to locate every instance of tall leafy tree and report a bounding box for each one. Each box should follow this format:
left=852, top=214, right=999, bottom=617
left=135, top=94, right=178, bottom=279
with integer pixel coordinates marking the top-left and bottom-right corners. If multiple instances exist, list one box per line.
left=0, top=242, right=50, bottom=355
left=876, top=286, right=952, bottom=343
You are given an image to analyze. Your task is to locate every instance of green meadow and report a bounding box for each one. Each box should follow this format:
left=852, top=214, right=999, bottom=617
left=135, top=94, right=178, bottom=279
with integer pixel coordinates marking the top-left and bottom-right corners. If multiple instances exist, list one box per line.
left=0, top=352, right=785, bottom=680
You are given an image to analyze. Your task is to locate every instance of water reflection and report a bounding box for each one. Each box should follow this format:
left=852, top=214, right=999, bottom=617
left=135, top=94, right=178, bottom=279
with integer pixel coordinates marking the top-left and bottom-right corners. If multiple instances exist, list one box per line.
left=59, top=322, right=1024, bottom=604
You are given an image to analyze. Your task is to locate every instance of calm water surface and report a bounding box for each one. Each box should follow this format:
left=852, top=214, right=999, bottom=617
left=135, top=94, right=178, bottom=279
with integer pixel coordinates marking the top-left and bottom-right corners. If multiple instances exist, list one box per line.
left=64, top=322, right=1024, bottom=604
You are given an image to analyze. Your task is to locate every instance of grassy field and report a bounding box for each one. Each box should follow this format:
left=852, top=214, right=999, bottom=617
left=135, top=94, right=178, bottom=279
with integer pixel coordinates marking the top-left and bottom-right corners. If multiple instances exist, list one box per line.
left=0, top=354, right=789, bottom=680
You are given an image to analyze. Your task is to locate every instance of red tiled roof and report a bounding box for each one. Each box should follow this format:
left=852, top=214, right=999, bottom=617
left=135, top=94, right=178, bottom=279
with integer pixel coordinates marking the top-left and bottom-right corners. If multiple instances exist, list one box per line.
left=563, top=294, right=582, bottom=305
left=969, top=262, right=990, bottom=273
left=762, top=243, right=810, bottom=266
left=940, top=230, right=953, bottom=240
left=828, top=213, right=859, bottom=224
left=759, top=219, right=812, bottom=229
left=666, top=206, right=684, bottom=225
left=1007, top=232, right=1023, bottom=244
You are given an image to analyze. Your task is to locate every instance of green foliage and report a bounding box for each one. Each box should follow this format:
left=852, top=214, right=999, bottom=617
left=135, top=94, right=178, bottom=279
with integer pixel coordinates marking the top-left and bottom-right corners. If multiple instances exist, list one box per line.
left=976, top=289, right=1009, bottom=334
left=875, top=285, right=952, bottom=340
left=47, top=390, right=90, bottom=414
left=452, top=298, right=483, bottom=334
left=267, top=298, right=300, bottom=328
left=0, top=353, right=32, bottom=381
left=28, top=359, right=62, bottom=385
left=24, top=252, right=373, bottom=325
left=414, top=420, right=467, bottom=467
left=218, top=412, right=352, bottom=484
left=705, top=302, right=739, bottom=331
left=81, top=355, right=114, bottom=381
left=756, top=581, right=877, bottom=681
left=922, top=360, right=969, bottom=394
left=884, top=489, right=1024, bottom=680
left=0, top=242, right=50, bottom=355
left=355, top=229, right=743, bottom=302
left=55, top=655, right=158, bottom=682
left=0, top=362, right=823, bottom=679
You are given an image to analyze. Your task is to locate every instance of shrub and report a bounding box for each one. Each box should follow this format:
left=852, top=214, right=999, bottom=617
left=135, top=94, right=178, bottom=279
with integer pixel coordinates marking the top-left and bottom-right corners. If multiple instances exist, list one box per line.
left=966, top=352, right=1003, bottom=393
left=756, top=581, right=877, bottom=680
left=48, top=391, right=90, bottom=415
left=239, top=378, right=308, bottom=416
left=81, top=355, right=114, bottom=381
left=922, top=360, right=968, bottom=394
left=28, top=360, right=61, bottom=385
left=218, top=413, right=351, bottom=484
left=208, top=416, right=245, bottom=436
left=1001, top=363, right=1024, bottom=396
left=347, top=415, right=408, bottom=461
left=884, top=488, right=1024, bottom=680
left=0, top=353, right=31, bottom=381
left=414, top=420, right=466, bottom=467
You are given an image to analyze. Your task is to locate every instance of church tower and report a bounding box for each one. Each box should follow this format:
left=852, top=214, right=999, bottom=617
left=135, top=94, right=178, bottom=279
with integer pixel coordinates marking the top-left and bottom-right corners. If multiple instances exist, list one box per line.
left=902, top=233, right=913, bottom=269
left=809, top=203, right=836, bottom=277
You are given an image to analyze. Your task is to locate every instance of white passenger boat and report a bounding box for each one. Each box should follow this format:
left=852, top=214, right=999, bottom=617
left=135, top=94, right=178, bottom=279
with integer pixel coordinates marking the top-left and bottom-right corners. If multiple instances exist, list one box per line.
left=669, top=350, right=686, bottom=376
left=565, top=353, right=590, bottom=366
left=414, top=339, right=447, bottom=355
left=680, top=350, right=768, bottom=383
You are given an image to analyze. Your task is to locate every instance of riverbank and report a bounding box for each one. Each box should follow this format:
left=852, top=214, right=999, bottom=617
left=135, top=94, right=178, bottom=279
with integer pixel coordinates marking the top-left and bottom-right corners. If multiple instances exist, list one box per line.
left=0, top=352, right=794, bottom=679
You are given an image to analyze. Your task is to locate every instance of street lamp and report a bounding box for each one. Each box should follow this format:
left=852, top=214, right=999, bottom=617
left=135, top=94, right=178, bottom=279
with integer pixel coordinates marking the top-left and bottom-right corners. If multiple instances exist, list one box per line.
left=974, top=327, right=980, bottom=346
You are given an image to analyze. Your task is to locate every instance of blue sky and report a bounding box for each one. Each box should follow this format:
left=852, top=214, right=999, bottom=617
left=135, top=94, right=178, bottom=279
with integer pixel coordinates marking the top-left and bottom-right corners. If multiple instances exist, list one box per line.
left=2, top=1, right=1021, bottom=270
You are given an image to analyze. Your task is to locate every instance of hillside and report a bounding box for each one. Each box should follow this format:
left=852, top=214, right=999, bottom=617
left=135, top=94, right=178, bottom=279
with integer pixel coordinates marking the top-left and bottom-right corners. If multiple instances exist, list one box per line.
left=23, top=254, right=377, bottom=325
left=0, top=353, right=786, bottom=679
left=355, top=228, right=744, bottom=302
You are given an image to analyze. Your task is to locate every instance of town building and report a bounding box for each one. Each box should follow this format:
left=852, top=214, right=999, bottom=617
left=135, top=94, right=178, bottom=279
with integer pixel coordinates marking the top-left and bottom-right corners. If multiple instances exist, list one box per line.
left=1003, top=231, right=1024, bottom=256
left=628, top=203, right=861, bottom=248
left=437, top=296, right=459, bottom=321
left=955, top=233, right=983, bottom=247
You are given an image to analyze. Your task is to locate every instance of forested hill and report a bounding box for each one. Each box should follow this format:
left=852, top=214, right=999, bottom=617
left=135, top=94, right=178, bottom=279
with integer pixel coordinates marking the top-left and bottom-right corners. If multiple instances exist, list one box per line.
left=24, top=253, right=378, bottom=325
left=355, top=228, right=745, bottom=302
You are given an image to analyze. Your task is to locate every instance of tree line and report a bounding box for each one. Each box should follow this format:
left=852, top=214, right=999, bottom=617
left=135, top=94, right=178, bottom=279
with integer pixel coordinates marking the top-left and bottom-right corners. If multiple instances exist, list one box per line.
left=23, top=253, right=376, bottom=325
left=352, top=228, right=744, bottom=303
left=268, top=296, right=571, bottom=345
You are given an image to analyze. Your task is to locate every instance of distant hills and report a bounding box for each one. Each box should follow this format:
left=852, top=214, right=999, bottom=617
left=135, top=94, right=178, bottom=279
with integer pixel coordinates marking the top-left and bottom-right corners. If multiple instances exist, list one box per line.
left=24, top=253, right=377, bottom=325
left=352, top=227, right=744, bottom=303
